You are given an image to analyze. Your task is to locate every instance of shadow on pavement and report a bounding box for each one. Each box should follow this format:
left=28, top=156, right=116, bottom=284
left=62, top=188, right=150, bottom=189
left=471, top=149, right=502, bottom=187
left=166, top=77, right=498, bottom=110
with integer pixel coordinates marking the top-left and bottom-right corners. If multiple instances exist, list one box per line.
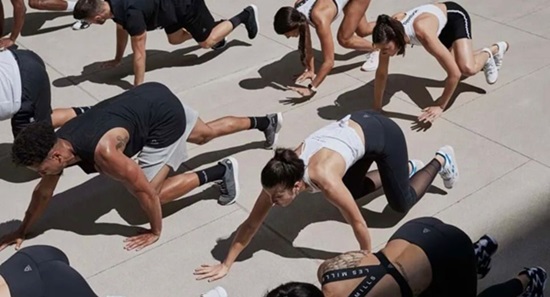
left=3, top=12, right=72, bottom=37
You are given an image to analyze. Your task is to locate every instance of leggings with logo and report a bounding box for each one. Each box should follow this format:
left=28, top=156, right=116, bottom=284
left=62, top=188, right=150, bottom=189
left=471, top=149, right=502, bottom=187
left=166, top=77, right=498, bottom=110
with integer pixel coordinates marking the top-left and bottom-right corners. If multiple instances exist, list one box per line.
left=0, top=245, right=97, bottom=297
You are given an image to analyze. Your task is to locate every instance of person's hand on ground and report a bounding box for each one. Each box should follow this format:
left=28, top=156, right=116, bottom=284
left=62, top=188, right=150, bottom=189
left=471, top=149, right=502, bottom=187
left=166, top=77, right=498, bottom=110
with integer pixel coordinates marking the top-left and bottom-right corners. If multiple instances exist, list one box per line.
left=418, top=105, right=443, bottom=123
left=287, top=85, right=314, bottom=97
left=0, top=229, right=26, bottom=252
left=194, top=263, right=229, bottom=282
left=123, top=229, right=160, bottom=251
left=294, top=70, right=315, bottom=84
left=0, top=38, right=15, bottom=50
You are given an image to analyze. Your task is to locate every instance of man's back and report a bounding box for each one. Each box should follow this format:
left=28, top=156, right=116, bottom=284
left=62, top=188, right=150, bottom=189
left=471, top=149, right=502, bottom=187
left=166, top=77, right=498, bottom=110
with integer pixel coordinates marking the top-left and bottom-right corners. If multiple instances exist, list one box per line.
left=107, top=0, right=183, bottom=35
left=56, top=82, right=186, bottom=173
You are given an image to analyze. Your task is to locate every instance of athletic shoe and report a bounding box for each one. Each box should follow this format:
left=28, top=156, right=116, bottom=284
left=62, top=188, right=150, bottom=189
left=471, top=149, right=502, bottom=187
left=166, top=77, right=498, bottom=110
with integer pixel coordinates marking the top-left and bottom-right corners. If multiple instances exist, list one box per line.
left=263, top=112, right=283, bottom=149
left=72, top=20, right=90, bottom=30
left=436, top=145, right=458, bottom=189
left=218, top=157, right=239, bottom=206
left=408, top=159, right=425, bottom=178
left=360, top=51, right=379, bottom=72
left=493, top=41, right=509, bottom=70
left=482, top=48, right=498, bottom=84
left=212, top=38, right=227, bottom=51
left=243, top=4, right=259, bottom=39
left=473, top=234, right=499, bottom=279
left=520, top=267, right=547, bottom=297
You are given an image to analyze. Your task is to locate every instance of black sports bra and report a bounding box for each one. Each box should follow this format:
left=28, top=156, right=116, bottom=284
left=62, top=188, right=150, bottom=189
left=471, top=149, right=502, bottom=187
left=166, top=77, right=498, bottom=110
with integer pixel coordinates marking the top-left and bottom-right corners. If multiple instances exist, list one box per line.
left=321, top=252, right=413, bottom=297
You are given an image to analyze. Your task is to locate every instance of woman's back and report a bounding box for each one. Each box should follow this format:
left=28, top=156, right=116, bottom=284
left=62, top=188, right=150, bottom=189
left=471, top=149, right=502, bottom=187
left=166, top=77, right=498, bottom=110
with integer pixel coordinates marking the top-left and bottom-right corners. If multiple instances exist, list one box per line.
left=317, top=240, right=432, bottom=297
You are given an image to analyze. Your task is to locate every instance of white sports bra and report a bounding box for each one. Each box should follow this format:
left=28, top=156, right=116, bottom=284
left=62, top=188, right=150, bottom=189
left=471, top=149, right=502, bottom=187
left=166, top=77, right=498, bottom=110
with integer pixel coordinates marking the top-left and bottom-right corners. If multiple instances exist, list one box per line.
left=400, top=4, right=447, bottom=46
left=295, top=0, right=349, bottom=26
left=299, top=115, right=365, bottom=193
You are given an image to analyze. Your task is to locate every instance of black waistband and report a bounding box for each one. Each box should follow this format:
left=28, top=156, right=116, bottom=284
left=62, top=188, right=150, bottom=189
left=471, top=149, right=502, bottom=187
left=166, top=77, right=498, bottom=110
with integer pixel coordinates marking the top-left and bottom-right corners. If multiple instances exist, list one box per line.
left=320, top=252, right=413, bottom=297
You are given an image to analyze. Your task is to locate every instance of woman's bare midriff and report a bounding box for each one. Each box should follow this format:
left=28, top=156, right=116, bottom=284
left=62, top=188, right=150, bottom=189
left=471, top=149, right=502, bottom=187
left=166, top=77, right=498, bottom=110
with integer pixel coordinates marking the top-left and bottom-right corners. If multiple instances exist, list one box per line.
left=320, top=240, right=432, bottom=297
left=392, top=3, right=447, bottom=22
left=0, top=275, right=12, bottom=297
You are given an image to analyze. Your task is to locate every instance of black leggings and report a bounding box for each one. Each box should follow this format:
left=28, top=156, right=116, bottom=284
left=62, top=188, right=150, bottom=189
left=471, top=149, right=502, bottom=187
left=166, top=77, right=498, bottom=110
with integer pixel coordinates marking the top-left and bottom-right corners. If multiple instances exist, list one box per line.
left=0, top=245, right=98, bottom=297
left=343, top=111, right=441, bottom=213
left=391, top=217, right=524, bottom=297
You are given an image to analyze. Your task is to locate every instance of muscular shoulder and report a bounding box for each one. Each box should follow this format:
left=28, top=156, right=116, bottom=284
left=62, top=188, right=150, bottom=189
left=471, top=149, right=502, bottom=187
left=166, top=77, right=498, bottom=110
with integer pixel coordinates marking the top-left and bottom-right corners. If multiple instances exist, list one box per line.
left=317, top=251, right=368, bottom=281
left=95, top=128, right=130, bottom=159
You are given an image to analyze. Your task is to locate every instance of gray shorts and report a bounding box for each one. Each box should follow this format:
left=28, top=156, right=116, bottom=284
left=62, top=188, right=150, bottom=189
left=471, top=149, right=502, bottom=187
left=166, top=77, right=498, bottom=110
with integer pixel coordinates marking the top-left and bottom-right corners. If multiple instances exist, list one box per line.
left=137, top=102, right=199, bottom=181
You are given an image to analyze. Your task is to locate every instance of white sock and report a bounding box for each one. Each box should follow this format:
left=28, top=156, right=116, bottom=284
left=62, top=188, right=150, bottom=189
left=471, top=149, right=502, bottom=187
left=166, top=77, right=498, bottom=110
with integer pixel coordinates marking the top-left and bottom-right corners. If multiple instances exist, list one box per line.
left=66, top=1, right=76, bottom=12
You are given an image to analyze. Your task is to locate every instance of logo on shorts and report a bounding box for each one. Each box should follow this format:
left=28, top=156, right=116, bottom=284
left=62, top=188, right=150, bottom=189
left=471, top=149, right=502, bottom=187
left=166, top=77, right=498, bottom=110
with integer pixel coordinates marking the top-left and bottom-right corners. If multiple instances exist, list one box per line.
left=423, top=228, right=431, bottom=234
left=150, top=139, right=159, bottom=145
left=24, top=265, right=32, bottom=272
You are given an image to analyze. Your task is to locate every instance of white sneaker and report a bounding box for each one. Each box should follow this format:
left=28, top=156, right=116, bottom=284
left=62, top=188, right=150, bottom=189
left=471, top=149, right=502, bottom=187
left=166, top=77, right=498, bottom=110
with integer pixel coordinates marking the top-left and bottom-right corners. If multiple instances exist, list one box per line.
left=408, top=159, right=425, bottom=178
left=493, top=41, right=509, bottom=70
left=360, top=51, right=379, bottom=72
left=482, top=49, right=498, bottom=84
left=72, top=20, right=90, bottom=30
left=436, top=145, right=458, bottom=189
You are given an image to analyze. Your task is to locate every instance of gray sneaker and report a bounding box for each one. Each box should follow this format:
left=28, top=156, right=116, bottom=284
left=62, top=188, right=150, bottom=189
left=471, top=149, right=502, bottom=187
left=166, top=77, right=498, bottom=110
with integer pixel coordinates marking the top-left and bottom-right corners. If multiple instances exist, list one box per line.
left=218, top=157, right=239, bottom=206
left=263, top=112, right=283, bottom=149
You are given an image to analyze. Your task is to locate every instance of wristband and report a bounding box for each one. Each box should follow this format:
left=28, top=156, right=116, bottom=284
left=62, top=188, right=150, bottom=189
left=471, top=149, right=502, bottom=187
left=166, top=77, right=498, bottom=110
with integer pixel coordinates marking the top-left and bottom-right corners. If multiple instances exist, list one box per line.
left=308, top=83, right=318, bottom=93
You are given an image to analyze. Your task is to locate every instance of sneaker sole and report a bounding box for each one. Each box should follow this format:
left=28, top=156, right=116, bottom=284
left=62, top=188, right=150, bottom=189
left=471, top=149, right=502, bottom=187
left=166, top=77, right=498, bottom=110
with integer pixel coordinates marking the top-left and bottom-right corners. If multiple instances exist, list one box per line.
left=441, top=145, right=458, bottom=189
left=248, top=4, right=260, bottom=39
left=266, top=112, right=283, bottom=150
left=482, top=234, right=499, bottom=255
left=219, top=157, right=240, bottom=206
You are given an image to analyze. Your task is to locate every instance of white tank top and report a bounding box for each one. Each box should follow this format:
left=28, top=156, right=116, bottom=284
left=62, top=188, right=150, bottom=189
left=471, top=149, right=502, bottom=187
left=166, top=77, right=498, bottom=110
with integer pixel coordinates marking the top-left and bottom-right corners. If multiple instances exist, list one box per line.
left=0, top=50, right=22, bottom=121
left=295, top=0, right=349, bottom=26
left=299, top=115, right=365, bottom=193
left=400, top=4, right=447, bottom=46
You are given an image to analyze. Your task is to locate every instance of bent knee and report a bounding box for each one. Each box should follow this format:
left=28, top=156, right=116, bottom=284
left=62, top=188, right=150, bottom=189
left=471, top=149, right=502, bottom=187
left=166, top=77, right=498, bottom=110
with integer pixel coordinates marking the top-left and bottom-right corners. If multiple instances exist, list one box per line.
left=458, top=64, right=477, bottom=77
left=28, top=0, right=41, bottom=9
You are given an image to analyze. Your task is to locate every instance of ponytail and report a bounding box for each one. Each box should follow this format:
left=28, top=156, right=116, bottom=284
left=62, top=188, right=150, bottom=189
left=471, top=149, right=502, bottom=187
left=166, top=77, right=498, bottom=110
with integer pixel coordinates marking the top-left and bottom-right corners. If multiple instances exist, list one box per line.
left=373, top=14, right=407, bottom=56
left=261, top=148, right=305, bottom=189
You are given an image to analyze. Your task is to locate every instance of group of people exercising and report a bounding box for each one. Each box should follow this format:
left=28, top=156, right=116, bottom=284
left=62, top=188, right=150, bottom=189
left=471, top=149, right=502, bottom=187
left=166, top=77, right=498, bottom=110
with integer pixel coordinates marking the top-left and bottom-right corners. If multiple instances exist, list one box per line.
left=0, top=0, right=546, bottom=296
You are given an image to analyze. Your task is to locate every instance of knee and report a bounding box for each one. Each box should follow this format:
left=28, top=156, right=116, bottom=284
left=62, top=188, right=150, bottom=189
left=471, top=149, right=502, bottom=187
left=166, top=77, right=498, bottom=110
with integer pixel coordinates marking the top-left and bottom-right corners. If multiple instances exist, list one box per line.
left=458, top=64, right=477, bottom=77
left=198, top=37, right=216, bottom=49
left=337, top=35, right=352, bottom=48
left=387, top=195, right=415, bottom=214
left=193, top=133, right=213, bottom=145
left=27, top=0, right=41, bottom=9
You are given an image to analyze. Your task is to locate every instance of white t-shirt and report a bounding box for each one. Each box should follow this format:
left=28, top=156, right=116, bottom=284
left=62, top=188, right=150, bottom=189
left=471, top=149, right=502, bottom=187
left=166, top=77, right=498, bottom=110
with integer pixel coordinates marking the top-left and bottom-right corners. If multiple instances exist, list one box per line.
left=0, top=49, right=22, bottom=120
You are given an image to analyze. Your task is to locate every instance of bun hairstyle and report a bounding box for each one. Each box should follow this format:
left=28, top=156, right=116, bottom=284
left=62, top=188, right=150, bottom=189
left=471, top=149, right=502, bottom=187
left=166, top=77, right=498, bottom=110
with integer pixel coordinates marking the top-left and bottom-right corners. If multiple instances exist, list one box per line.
left=261, top=148, right=305, bottom=189
left=373, top=14, right=407, bottom=56
left=274, top=7, right=310, bottom=66
left=265, top=282, right=324, bottom=297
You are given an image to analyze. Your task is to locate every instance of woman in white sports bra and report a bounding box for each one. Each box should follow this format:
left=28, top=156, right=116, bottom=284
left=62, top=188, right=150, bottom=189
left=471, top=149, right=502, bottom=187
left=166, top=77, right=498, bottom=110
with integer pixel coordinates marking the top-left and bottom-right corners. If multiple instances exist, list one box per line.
left=371, top=2, right=509, bottom=124
left=195, top=110, right=459, bottom=282
left=271, top=0, right=379, bottom=98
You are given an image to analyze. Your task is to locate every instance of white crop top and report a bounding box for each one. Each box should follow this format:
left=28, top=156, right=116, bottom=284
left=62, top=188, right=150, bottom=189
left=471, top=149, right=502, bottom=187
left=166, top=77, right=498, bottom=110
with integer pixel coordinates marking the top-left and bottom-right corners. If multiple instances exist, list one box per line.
left=295, top=0, right=349, bottom=26
left=400, top=4, right=447, bottom=46
left=299, top=115, right=365, bottom=193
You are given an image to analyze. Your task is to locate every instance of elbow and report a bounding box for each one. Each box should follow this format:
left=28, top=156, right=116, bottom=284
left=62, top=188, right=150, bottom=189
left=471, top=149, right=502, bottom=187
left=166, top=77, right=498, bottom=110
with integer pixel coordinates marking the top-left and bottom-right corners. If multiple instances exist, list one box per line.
left=323, top=59, right=335, bottom=70
left=448, top=69, right=462, bottom=81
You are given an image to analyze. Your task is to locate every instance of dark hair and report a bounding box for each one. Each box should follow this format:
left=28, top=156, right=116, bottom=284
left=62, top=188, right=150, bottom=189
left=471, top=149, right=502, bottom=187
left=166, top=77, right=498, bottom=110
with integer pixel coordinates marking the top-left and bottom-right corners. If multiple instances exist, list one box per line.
left=261, top=148, right=305, bottom=189
left=265, top=282, right=324, bottom=297
left=274, top=7, right=310, bottom=66
left=73, top=0, right=102, bottom=20
left=372, top=14, right=407, bottom=56
left=12, top=121, right=57, bottom=166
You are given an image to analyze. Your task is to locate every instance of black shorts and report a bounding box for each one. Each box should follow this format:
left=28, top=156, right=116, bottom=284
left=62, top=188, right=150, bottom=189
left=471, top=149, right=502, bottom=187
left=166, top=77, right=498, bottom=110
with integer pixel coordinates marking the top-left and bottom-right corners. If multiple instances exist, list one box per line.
left=438, top=2, right=472, bottom=49
left=164, top=0, right=215, bottom=43
left=390, top=217, right=478, bottom=297
left=9, top=49, right=52, bottom=138
left=0, top=245, right=97, bottom=297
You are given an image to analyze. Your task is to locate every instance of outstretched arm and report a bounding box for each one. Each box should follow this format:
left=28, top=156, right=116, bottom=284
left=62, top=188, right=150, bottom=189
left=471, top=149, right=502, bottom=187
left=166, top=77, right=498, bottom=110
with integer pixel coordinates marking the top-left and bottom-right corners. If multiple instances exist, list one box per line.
left=417, top=30, right=461, bottom=123
left=0, top=0, right=26, bottom=48
left=130, top=32, right=147, bottom=86
left=194, top=190, right=273, bottom=282
left=0, top=175, right=60, bottom=251
left=319, top=177, right=372, bottom=251
left=373, top=53, right=390, bottom=111
left=95, top=134, right=162, bottom=251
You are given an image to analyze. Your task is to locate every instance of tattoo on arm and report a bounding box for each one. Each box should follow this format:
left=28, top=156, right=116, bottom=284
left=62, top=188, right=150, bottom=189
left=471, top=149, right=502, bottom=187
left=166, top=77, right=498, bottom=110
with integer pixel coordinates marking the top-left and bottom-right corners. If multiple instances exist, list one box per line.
left=115, top=135, right=129, bottom=151
left=319, top=251, right=368, bottom=275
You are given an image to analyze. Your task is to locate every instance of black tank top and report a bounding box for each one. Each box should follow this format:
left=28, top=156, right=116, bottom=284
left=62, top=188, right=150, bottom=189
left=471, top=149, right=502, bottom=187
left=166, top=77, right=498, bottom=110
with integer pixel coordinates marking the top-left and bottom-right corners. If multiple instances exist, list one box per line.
left=56, top=82, right=186, bottom=174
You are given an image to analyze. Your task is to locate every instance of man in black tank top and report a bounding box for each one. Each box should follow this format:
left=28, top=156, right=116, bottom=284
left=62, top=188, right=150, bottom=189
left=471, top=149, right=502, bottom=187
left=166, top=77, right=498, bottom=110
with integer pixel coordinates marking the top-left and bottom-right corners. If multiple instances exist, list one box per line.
left=72, top=0, right=259, bottom=86
left=4, top=82, right=283, bottom=252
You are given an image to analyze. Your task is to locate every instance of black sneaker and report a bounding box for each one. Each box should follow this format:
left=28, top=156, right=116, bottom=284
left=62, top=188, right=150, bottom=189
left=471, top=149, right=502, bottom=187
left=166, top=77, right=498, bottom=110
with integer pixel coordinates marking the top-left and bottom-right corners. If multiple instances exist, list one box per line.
left=243, top=4, right=259, bottom=39
left=263, top=112, right=283, bottom=149
left=217, top=157, right=239, bottom=206
left=473, top=234, right=498, bottom=279
left=520, top=267, right=547, bottom=297
left=212, top=38, right=227, bottom=51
